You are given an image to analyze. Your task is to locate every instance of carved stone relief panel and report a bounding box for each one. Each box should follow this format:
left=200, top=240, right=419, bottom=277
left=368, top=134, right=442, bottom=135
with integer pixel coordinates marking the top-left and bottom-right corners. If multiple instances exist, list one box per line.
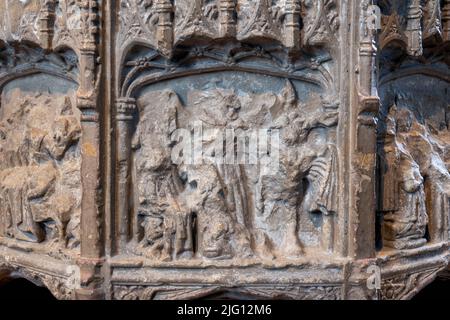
left=111, top=0, right=348, bottom=298
left=0, top=44, right=81, bottom=258
left=129, top=74, right=338, bottom=262
left=376, top=0, right=450, bottom=254
left=378, top=72, right=450, bottom=250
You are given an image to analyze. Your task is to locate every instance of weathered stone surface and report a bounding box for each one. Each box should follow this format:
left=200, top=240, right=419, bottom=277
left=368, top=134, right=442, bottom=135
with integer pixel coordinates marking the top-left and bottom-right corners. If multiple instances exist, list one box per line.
left=0, top=0, right=448, bottom=300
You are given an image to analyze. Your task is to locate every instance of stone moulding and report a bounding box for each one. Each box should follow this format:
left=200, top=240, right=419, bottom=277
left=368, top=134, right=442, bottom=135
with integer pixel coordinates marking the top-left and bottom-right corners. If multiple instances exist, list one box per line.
left=0, top=0, right=449, bottom=300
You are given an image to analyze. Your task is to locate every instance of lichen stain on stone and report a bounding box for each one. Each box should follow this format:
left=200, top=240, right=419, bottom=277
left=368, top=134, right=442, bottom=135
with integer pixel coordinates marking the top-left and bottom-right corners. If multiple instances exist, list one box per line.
left=82, top=143, right=98, bottom=157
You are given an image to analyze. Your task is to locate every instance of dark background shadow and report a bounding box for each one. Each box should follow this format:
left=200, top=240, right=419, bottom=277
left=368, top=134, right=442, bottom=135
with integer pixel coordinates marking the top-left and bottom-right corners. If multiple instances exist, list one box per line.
left=412, top=276, right=450, bottom=300
left=0, top=278, right=56, bottom=300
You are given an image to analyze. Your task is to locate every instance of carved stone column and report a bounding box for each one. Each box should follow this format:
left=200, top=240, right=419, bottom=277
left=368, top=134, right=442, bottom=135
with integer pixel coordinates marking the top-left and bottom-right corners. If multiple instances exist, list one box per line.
left=406, top=0, right=423, bottom=56
left=39, top=0, right=55, bottom=50
left=115, top=98, right=136, bottom=251
left=348, top=0, right=379, bottom=259
left=155, top=0, right=173, bottom=55
left=219, top=0, right=236, bottom=38
left=75, top=0, right=104, bottom=300
left=443, top=0, right=450, bottom=42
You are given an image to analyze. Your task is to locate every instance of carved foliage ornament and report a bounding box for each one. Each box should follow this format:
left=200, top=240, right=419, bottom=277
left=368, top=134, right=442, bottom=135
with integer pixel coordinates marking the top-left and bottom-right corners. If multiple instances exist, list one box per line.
left=379, top=0, right=450, bottom=55
left=0, top=0, right=100, bottom=53
left=117, top=0, right=340, bottom=56
left=112, top=284, right=342, bottom=300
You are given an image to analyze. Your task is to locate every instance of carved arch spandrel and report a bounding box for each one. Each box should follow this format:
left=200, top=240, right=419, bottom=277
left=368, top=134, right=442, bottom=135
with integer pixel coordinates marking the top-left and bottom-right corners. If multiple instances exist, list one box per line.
left=302, top=0, right=339, bottom=48
left=0, top=0, right=100, bottom=59
left=52, top=0, right=83, bottom=55
left=0, top=0, right=80, bottom=52
left=0, top=0, right=41, bottom=44
left=118, top=44, right=336, bottom=98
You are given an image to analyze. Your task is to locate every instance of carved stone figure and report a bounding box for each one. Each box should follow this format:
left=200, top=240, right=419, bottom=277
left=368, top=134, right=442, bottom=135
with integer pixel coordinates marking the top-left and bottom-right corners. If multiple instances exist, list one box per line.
left=0, top=0, right=40, bottom=42
left=382, top=107, right=428, bottom=249
left=381, top=105, right=450, bottom=249
left=131, top=80, right=338, bottom=261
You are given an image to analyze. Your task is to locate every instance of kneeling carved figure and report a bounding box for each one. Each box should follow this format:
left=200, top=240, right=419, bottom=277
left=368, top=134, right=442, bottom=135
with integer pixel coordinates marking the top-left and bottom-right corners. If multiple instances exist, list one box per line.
left=381, top=106, right=450, bottom=249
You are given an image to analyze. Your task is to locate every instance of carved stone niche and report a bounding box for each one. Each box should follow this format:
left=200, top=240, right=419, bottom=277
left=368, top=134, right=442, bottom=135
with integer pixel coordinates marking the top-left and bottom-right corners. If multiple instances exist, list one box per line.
left=0, top=0, right=449, bottom=300
left=112, top=37, right=344, bottom=298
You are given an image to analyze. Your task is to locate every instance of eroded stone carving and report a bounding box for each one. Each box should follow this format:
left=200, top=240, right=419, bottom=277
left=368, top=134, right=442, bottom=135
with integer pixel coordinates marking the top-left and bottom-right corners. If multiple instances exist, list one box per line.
left=131, top=80, right=338, bottom=262
left=380, top=102, right=450, bottom=248
left=112, top=284, right=342, bottom=300
left=0, top=89, right=81, bottom=249
left=0, top=0, right=40, bottom=43
left=0, top=0, right=448, bottom=301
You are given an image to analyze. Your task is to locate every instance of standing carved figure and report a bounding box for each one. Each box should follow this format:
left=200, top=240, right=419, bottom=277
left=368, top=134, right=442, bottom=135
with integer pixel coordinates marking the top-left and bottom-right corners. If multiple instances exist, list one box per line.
left=134, top=90, right=196, bottom=261
left=260, top=81, right=339, bottom=256
left=382, top=105, right=450, bottom=249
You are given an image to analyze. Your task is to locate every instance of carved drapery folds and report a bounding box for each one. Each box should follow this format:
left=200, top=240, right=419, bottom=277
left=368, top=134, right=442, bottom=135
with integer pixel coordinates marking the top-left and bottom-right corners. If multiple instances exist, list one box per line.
left=378, top=80, right=450, bottom=251
left=0, top=0, right=104, bottom=299
left=380, top=106, right=450, bottom=249
left=444, top=0, right=450, bottom=42
left=377, top=1, right=450, bottom=254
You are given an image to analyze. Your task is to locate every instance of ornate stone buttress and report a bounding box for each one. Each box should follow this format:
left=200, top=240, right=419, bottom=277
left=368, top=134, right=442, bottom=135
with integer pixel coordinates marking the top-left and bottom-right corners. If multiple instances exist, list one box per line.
left=0, top=0, right=448, bottom=300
